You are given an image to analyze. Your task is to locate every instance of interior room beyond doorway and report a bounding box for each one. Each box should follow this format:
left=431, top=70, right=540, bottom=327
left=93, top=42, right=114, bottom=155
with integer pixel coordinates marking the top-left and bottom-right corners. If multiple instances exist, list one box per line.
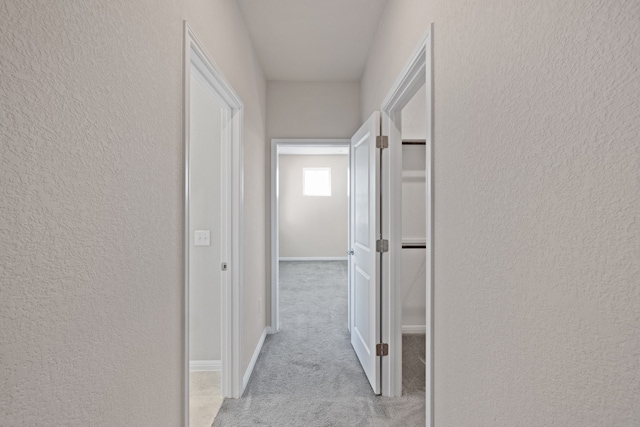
left=270, top=140, right=350, bottom=332
left=279, top=149, right=348, bottom=261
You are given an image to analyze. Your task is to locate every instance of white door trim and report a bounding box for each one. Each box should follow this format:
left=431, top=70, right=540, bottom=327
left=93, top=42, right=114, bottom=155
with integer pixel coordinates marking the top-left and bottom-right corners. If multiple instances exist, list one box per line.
left=270, top=139, right=350, bottom=333
left=380, top=24, right=434, bottom=426
left=183, top=23, right=244, bottom=425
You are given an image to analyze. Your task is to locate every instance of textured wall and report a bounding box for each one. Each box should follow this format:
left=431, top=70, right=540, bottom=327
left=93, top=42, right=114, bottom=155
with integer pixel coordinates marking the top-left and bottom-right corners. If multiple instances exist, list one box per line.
left=279, top=155, right=348, bottom=258
left=0, top=1, right=266, bottom=425
left=363, top=0, right=640, bottom=425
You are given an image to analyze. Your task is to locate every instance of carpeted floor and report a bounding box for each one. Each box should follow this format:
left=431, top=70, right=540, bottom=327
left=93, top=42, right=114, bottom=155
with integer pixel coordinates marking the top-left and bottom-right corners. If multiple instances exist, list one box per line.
left=212, top=261, right=425, bottom=426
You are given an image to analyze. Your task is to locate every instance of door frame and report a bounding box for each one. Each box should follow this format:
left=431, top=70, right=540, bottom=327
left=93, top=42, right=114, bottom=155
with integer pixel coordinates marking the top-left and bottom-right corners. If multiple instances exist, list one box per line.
left=183, top=22, right=244, bottom=423
left=380, top=23, right=433, bottom=421
left=269, top=139, right=350, bottom=333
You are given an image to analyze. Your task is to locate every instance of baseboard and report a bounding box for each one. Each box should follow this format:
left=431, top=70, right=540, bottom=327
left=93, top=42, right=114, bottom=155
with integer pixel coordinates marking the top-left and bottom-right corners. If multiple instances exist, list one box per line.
left=402, top=325, right=426, bottom=334
left=189, top=360, right=222, bottom=372
left=279, top=257, right=348, bottom=261
left=266, top=326, right=277, bottom=334
left=243, top=327, right=268, bottom=390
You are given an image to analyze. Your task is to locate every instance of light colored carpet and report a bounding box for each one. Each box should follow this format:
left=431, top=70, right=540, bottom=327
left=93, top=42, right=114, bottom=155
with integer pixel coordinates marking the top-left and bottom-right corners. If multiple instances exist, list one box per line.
left=402, top=334, right=426, bottom=396
left=213, top=261, right=425, bottom=426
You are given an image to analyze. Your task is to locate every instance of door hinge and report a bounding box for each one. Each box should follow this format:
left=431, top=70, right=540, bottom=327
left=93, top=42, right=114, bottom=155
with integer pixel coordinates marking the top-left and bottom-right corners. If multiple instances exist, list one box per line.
left=376, top=135, right=388, bottom=149
left=376, top=343, right=389, bottom=356
left=376, top=239, right=389, bottom=253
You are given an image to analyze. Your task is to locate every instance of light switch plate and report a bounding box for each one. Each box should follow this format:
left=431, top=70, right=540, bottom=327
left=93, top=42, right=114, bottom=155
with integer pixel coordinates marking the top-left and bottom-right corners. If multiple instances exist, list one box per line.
left=194, top=230, right=210, bottom=246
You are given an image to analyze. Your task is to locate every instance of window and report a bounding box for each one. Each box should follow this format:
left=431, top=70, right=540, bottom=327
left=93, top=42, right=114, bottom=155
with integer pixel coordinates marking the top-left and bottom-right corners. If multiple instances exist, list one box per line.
left=303, top=168, right=331, bottom=196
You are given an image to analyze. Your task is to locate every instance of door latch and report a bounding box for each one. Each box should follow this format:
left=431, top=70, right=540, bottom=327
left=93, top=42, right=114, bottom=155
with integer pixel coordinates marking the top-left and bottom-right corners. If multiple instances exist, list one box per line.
left=221, top=262, right=228, bottom=271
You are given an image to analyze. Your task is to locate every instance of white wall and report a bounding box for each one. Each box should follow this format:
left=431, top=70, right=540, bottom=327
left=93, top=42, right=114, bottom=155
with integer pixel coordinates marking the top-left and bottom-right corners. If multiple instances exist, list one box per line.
left=279, top=155, right=348, bottom=258
left=267, top=81, right=360, bottom=138
left=188, top=75, right=222, bottom=362
left=401, top=82, right=427, bottom=141
left=0, top=1, right=266, bottom=425
left=363, top=0, right=640, bottom=425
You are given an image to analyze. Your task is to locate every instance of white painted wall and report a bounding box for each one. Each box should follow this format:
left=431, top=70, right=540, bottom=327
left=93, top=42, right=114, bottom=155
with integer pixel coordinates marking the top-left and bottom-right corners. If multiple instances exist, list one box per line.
left=401, top=82, right=426, bottom=140
left=279, top=155, right=348, bottom=258
left=0, top=1, right=266, bottom=425
left=364, top=0, right=640, bottom=425
left=267, top=81, right=360, bottom=138
left=188, top=75, right=222, bottom=362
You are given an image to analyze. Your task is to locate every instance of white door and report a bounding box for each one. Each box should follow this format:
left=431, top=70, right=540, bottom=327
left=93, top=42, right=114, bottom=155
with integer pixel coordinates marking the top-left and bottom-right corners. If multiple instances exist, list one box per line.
left=188, top=62, right=226, bottom=412
left=349, top=112, right=381, bottom=394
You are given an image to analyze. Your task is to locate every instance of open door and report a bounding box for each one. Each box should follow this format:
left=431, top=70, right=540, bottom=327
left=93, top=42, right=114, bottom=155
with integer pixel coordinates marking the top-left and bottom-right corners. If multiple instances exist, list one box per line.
left=349, top=112, right=381, bottom=394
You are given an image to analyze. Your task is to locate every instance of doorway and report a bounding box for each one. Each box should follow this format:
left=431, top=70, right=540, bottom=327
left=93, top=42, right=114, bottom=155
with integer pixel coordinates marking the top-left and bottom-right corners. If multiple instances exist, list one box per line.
left=269, top=139, right=350, bottom=332
left=187, top=54, right=225, bottom=426
left=380, top=24, right=433, bottom=419
left=183, top=23, right=244, bottom=427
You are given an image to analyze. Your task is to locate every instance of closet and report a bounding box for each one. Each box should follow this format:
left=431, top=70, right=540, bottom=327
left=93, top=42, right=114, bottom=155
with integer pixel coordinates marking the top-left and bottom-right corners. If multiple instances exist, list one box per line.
left=400, top=84, right=427, bottom=393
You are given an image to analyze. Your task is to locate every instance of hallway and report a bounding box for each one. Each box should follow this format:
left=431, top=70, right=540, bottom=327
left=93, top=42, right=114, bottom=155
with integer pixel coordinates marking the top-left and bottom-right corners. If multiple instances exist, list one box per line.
left=213, top=261, right=424, bottom=426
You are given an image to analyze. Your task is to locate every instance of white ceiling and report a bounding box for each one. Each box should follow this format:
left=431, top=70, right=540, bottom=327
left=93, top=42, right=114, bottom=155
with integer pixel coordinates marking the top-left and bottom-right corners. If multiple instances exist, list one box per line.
left=237, top=0, right=388, bottom=81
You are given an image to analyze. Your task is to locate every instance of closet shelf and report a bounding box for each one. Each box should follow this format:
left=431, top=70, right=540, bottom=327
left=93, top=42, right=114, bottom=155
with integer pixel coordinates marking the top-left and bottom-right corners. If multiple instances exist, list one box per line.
left=402, top=242, right=427, bottom=249
left=402, top=239, right=427, bottom=249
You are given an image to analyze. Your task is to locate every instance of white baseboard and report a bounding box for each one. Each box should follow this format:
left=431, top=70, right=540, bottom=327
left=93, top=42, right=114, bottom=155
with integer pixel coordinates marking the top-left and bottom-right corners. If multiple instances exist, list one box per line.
left=243, top=327, right=268, bottom=390
left=402, top=325, right=426, bottom=334
left=266, top=326, right=277, bottom=334
left=189, top=360, right=222, bottom=372
left=279, top=257, right=348, bottom=261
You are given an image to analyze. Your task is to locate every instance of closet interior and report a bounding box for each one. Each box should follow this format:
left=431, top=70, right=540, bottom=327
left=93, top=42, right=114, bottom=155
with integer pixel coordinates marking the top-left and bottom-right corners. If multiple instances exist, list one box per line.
left=400, top=83, right=427, bottom=394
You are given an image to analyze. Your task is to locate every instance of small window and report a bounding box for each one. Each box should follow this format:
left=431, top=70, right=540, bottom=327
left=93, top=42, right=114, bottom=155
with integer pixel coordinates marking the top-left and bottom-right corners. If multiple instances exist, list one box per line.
left=303, top=168, right=331, bottom=196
